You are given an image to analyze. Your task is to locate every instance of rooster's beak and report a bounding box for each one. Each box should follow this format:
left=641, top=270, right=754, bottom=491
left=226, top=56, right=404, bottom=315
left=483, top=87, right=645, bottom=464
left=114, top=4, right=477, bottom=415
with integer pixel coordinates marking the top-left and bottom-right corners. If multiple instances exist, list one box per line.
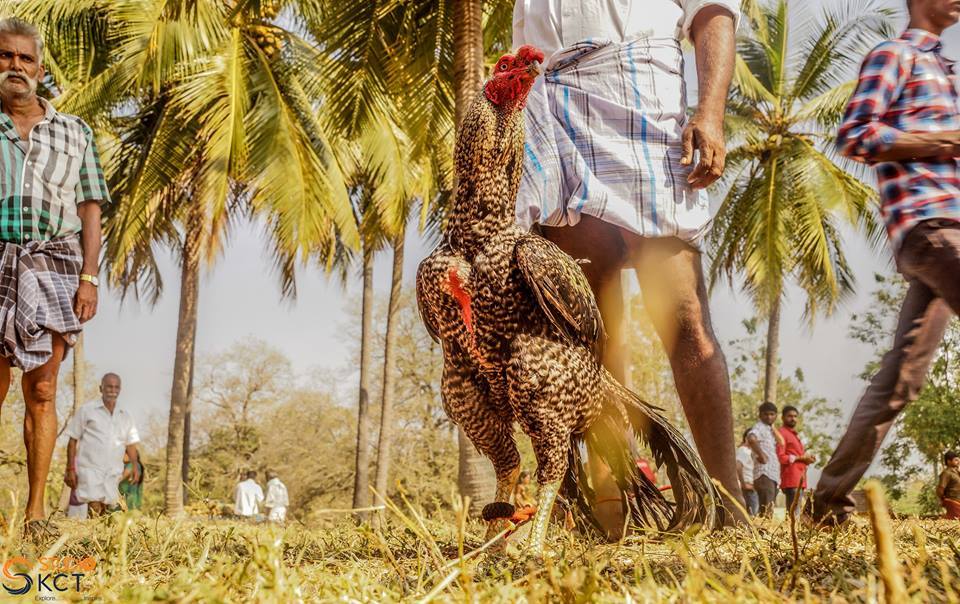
left=527, top=60, right=541, bottom=77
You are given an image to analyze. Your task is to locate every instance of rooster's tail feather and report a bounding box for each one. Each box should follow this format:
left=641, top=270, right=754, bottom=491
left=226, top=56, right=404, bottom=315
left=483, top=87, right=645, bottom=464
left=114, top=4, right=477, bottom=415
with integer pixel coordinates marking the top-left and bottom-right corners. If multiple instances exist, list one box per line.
left=561, top=371, right=719, bottom=536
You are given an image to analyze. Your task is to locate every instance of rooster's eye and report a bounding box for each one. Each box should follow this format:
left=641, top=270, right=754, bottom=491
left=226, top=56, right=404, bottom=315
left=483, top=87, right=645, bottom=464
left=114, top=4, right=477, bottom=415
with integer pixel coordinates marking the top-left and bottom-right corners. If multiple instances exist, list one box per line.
left=499, top=63, right=509, bottom=71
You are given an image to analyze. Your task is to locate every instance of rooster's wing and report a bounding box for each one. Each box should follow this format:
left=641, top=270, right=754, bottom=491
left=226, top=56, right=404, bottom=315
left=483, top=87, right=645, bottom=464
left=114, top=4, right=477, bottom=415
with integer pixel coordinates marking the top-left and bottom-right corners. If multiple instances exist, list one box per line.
left=514, top=235, right=605, bottom=357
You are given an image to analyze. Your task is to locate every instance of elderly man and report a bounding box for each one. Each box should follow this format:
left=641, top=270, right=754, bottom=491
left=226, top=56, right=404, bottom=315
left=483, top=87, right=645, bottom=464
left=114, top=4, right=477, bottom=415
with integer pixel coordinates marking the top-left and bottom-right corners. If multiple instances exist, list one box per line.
left=0, top=18, right=109, bottom=533
left=64, top=374, right=140, bottom=517
left=809, top=0, right=960, bottom=525
left=513, top=0, right=742, bottom=531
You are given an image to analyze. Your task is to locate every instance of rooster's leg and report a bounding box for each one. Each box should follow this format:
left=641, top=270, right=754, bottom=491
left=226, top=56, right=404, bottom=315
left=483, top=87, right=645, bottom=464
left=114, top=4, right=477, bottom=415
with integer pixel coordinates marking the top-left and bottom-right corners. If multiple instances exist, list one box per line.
left=525, top=480, right=560, bottom=556
left=441, top=361, right=520, bottom=542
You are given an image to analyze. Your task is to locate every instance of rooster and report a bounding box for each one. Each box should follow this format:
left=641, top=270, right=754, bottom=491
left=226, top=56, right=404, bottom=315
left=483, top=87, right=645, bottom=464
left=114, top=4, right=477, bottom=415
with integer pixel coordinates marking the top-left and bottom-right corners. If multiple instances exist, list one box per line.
left=416, top=45, right=718, bottom=555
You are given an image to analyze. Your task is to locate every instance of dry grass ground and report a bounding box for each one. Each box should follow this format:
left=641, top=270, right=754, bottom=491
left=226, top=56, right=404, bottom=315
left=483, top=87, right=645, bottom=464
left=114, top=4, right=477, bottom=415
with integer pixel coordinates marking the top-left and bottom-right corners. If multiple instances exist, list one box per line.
left=0, top=492, right=958, bottom=603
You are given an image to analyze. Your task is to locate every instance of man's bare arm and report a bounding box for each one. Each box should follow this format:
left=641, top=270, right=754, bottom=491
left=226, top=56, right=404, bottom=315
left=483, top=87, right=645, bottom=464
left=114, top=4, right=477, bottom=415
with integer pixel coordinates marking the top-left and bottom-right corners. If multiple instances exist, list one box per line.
left=683, top=5, right=736, bottom=189
left=75, top=202, right=102, bottom=323
left=65, top=438, right=78, bottom=488
left=125, top=445, right=140, bottom=483
left=746, top=433, right=767, bottom=464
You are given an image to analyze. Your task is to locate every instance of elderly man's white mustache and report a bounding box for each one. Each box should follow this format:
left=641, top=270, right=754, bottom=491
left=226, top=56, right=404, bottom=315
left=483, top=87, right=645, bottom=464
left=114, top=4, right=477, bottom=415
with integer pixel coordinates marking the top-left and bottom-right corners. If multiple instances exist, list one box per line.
left=0, top=70, right=38, bottom=93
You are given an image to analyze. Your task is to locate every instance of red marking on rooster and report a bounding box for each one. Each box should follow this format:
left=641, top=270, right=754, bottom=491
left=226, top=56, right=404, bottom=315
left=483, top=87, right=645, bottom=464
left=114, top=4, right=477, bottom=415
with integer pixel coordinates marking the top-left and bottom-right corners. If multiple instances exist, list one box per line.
left=448, top=267, right=474, bottom=334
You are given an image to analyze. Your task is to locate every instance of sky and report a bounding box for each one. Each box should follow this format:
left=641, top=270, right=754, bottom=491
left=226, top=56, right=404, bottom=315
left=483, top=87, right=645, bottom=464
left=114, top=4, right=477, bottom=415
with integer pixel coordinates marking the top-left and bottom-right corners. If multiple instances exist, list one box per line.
left=78, top=0, right=954, bottom=461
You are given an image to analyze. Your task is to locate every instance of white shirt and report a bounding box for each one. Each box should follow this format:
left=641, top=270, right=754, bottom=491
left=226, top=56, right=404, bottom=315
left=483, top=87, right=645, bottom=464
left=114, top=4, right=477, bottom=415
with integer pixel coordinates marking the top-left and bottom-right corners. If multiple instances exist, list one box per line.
left=736, top=445, right=754, bottom=488
left=748, top=421, right=780, bottom=484
left=513, top=0, right=740, bottom=64
left=65, top=400, right=139, bottom=479
left=264, top=478, right=289, bottom=509
left=234, top=479, right=264, bottom=516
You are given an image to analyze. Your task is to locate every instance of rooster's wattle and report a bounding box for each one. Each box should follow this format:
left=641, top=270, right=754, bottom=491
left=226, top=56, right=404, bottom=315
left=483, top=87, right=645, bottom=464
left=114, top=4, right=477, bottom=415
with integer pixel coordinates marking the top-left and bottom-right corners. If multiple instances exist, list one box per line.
left=416, top=46, right=718, bottom=554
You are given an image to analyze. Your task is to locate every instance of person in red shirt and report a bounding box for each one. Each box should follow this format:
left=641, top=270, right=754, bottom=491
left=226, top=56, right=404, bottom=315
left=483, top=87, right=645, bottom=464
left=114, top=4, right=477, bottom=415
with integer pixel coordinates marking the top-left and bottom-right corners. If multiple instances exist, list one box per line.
left=777, top=406, right=816, bottom=515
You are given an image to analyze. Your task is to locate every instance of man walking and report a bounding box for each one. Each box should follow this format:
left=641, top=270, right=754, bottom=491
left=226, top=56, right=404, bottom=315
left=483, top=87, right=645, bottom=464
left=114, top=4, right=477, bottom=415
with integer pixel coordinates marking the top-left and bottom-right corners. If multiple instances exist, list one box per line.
left=777, top=406, right=815, bottom=515
left=0, top=18, right=110, bottom=532
left=747, top=402, right=780, bottom=518
left=938, top=451, right=960, bottom=519
left=64, top=374, right=140, bottom=517
left=234, top=470, right=264, bottom=520
left=513, top=0, right=743, bottom=532
left=264, top=470, right=289, bottom=523
left=809, top=0, right=960, bottom=524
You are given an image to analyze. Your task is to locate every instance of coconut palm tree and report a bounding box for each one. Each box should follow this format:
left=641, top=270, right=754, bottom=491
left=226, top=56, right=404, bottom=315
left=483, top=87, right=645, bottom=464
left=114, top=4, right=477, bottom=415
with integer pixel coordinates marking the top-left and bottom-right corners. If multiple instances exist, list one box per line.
left=310, top=0, right=520, bottom=517
left=708, top=0, right=893, bottom=404
left=18, top=0, right=358, bottom=516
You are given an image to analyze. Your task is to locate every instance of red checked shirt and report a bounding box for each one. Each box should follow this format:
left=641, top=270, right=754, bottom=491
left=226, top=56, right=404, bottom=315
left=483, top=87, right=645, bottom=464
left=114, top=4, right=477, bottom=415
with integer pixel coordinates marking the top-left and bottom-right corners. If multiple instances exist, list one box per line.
left=777, top=426, right=807, bottom=489
left=836, top=29, right=960, bottom=252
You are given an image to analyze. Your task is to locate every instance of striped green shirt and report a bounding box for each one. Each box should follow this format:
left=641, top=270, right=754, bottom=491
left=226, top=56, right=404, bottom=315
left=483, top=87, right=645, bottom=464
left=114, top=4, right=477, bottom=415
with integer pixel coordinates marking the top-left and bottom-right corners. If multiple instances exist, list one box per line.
left=0, top=98, right=111, bottom=243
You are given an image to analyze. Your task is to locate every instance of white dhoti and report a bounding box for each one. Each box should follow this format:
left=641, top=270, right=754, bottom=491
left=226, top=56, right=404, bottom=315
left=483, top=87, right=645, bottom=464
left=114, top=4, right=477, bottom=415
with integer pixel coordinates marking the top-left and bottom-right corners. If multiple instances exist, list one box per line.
left=75, top=468, right=122, bottom=505
left=268, top=506, right=287, bottom=522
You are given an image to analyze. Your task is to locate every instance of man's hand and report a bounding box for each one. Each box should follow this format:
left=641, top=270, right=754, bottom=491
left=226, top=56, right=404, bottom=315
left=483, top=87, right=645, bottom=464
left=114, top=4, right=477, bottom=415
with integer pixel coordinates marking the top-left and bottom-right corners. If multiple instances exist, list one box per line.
left=756, top=453, right=767, bottom=465
left=131, top=463, right=141, bottom=484
left=681, top=112, right=726, bottom=189
left=64, top=468, right=78, bottom=489
left=74, top=281, right=98, bottom=323
left=801, top=454, right=817, bottom=465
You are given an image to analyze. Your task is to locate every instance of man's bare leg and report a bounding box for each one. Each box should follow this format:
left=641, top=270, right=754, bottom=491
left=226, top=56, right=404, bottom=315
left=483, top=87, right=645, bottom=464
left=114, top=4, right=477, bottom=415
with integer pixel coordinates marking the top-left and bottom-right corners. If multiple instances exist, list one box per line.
left=22, top=334, right=67, bottom=522
left=541, top=216, right=629, bottom=538
left=628, top=236, right=745, bottom=523
left=0, top=355, right=12, bottom=414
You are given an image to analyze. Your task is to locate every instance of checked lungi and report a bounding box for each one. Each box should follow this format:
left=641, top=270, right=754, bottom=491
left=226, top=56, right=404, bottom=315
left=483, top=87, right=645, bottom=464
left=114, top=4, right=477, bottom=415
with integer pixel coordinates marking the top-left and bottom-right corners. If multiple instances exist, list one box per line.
left=0, top=235, right=82, bottom=371
left=516, top=38, right=712, bottom=244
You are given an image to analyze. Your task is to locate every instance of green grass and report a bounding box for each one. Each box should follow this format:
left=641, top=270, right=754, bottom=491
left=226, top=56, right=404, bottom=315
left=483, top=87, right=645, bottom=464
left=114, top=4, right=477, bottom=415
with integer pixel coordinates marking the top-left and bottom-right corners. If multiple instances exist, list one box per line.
left=0, top=495, right=958, bottom=602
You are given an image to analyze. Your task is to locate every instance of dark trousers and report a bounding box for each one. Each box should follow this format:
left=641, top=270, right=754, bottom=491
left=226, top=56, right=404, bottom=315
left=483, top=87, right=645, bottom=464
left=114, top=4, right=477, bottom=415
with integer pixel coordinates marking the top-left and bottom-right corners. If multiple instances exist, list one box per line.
left=814, top=220, right=960, bottom=518
left=754, top=475, right=778, bottom=517
left=782, top=487, right=802, bottom=515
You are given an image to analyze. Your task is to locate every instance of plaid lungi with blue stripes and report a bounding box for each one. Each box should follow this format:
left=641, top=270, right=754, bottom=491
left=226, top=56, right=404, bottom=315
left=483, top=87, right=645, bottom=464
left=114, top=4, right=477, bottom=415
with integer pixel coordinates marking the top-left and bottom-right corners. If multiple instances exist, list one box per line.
left=516, top=38, right=714, bottom=244
left=0, top=235, right=82, bottom=371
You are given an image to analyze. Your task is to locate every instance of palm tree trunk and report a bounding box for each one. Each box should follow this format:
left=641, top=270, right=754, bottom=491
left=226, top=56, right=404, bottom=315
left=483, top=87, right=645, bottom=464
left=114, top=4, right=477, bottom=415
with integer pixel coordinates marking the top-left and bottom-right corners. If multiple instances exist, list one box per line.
left=764, top=297, right=781, bottom=405
left=373, top=231, right=405, bottom=525
left=452, top=0, right=496, bottom=517
left=181, top=342, right=196, bottom=506
left=164, top=216, right=202, bottom=516
left=352, top=245, right=375, bottom=517
left=58, top=333, right=85, bottom=513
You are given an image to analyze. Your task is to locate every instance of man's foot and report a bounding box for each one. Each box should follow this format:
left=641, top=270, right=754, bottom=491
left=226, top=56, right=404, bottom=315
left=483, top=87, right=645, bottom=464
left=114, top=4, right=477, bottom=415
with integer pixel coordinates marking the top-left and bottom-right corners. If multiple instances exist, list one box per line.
left=22, top=519, right=60, bottom=542
left=801, top=498, right=849, bottom=529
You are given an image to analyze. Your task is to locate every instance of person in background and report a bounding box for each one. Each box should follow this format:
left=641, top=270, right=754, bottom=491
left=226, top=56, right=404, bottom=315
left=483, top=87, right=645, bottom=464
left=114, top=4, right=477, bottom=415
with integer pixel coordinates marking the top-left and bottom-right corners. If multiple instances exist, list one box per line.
left=736, top=429, right=758, bottom=517
left=938, top=451, right=960, bottom=519
left=119, top=451, right=145, bottom=511
left=234, top=470, right=264, bottom=520
left=809, top=0, right=960, bottom=525
left=777, top=406, right=816, bottom=515
left=64, top=373, right=140, bottom=517
left=264, top=470, right=289, bottom=523
left=747, top=402, right=782, bottom=518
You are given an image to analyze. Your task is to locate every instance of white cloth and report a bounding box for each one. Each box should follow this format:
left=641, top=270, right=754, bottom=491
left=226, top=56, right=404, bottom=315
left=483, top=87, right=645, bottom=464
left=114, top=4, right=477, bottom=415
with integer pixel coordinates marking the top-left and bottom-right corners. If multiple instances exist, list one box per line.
left=64, top=400, right=139, bottom=505
left=512, top=0, right=739, bottom=243
left=234, top=479, right=264, bottom=517
left=268, top=506, right=287, bottom=522
left=66, top=503, right=88, bottom=519
left=513, top=0, right=741, bottom=65
left=747, top=421, right=780, bottom=484
left=736, top=445, right=755, bottom=488
left=264, top=478, right=288, bottom=509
